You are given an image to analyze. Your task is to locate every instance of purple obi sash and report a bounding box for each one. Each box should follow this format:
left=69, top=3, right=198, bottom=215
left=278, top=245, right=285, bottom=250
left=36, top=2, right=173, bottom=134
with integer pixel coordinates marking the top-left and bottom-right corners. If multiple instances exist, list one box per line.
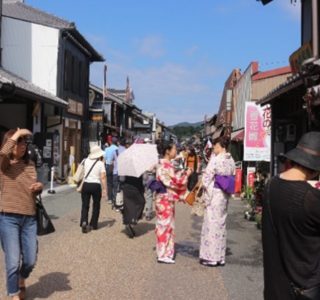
left=214, top=175, right=235, bottom=194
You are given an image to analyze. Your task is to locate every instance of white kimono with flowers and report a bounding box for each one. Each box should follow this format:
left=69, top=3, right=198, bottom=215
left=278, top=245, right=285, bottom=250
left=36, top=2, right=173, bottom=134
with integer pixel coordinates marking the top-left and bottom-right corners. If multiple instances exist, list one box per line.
left=199, top=152, right=235, bottom=263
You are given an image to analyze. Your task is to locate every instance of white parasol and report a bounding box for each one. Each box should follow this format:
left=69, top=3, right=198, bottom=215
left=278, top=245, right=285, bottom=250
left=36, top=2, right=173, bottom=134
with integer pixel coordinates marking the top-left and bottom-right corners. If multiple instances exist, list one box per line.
left=117, top=144, right=158, bottom=177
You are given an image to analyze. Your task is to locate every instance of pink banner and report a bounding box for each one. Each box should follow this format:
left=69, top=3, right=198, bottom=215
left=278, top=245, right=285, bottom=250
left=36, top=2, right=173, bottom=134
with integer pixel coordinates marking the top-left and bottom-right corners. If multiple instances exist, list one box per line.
left=244, top=102, right=271, bottom=161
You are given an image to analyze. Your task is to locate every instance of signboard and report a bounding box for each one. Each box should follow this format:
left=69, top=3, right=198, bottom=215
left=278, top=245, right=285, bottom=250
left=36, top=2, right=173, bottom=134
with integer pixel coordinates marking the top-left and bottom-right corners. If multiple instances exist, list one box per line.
left=289, top=42, right=313, bottom=74
left=244, top=102, right=271, bottom=161
left=68, top=99, right=83, bottom=116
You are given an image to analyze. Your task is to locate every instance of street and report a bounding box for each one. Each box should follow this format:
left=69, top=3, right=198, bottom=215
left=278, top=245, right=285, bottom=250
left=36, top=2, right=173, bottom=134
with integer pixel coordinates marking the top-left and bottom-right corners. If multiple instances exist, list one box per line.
left=0, top=189, right=263, bottom=300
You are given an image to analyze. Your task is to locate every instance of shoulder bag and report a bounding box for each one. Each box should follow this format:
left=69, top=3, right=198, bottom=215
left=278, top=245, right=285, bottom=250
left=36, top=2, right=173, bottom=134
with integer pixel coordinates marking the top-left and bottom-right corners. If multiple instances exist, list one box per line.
left=36, top=195, right=55, bottom=236
left=77, top=159, right=99, bottom=193
left=266, top=180, right=320, bottom=300
left=73, top=159, right=85, bottom=183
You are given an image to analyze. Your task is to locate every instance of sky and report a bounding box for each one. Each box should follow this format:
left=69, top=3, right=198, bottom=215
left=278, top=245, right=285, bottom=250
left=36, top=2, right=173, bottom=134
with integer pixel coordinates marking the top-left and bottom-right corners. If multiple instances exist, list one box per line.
left=27, top=0, right=301, bottom=126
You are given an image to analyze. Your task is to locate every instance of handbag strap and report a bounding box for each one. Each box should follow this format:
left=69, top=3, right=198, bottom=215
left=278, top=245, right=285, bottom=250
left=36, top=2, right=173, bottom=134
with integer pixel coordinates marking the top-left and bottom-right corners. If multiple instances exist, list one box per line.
left=84, top=159, right=99, bottom=179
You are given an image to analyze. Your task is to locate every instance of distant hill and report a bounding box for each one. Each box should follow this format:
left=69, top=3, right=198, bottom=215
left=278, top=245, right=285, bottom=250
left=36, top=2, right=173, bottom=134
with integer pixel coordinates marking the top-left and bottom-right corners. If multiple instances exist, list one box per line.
left=169, top=121, right=203, bottom=139
left=169, top=121, right=203, bottom=129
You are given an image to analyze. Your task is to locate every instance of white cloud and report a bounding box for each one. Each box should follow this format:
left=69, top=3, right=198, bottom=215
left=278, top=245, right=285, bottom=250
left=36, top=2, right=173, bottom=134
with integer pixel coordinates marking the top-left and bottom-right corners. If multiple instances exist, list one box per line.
left=135, top=36, right=166, bottom=59
left=185, top=45, right=199, bottom=56
left=88, top=35, right=222, bottom=125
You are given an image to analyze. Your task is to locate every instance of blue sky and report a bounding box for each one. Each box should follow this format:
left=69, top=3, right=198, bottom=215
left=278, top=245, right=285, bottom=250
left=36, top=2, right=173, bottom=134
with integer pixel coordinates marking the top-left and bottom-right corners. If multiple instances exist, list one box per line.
left=28, top=0, right=301, bottom=125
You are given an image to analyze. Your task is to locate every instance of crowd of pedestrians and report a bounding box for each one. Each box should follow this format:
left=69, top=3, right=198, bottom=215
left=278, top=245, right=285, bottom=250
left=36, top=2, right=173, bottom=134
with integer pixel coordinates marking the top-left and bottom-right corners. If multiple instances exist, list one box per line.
left=3, top=127, right=320, bottom=299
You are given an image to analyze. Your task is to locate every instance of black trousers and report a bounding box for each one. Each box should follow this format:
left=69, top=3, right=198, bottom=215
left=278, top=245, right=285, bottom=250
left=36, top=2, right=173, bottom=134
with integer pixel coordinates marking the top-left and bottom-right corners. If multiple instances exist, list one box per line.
left=80, top=182, right=101, bottom=229
left=106, top=165, right=114, bottom=201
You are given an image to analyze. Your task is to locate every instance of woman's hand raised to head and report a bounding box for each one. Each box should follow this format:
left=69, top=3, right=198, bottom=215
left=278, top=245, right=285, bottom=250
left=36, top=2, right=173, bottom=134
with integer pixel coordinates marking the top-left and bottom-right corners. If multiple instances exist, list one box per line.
left=11, top=128, right=32, bottom=141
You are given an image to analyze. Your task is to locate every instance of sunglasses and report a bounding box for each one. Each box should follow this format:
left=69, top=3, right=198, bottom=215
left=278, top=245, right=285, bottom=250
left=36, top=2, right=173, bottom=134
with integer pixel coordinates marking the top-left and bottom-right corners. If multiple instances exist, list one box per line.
left=17, top=137, right=27, bottom=144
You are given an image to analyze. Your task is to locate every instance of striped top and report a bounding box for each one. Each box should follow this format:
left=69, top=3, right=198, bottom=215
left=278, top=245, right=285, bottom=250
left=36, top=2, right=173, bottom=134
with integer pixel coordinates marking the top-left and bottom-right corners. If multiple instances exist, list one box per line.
left=0, top=139, right=37, bottom=215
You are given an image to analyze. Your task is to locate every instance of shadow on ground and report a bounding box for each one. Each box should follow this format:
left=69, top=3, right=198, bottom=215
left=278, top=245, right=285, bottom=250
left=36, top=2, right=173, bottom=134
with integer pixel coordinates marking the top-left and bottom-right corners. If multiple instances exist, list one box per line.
left=26, top=272, right=71, bottom=299
left=120, top=222, right=155, bottom=238
left=98, top=218, right=116, bottom=229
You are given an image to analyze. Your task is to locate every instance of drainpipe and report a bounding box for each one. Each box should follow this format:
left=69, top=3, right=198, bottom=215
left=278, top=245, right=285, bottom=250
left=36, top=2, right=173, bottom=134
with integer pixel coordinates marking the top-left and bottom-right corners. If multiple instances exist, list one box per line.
left=312, top=0, right=319, bottom=58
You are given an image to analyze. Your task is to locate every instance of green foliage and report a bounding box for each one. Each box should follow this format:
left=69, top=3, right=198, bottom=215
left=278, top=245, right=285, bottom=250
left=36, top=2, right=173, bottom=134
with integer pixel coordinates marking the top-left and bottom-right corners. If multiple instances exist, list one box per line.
left=171, top=125, right=201, bottom=139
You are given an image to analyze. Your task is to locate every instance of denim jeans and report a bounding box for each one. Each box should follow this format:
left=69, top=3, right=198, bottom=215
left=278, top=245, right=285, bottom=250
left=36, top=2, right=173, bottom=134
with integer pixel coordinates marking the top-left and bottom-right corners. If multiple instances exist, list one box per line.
left=0, top=213, right=38, bottom=296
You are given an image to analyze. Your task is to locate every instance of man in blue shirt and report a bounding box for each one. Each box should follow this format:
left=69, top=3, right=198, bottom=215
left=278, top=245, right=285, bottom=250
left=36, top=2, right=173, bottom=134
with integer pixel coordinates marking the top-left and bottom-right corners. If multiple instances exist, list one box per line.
left=104, top=137, right=118, bottom=204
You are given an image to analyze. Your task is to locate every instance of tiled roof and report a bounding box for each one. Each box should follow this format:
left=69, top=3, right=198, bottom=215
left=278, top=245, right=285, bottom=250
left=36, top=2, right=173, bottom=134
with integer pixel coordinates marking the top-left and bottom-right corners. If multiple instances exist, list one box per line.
left=258, top=74, right=303, bottom=106
left=3, top=1, right=73, bottom=29
left=0, top=68, right=68, bottom=106
left=252, top=66, right=292, bottom=81
left=2, top=2, right=104, bottom=61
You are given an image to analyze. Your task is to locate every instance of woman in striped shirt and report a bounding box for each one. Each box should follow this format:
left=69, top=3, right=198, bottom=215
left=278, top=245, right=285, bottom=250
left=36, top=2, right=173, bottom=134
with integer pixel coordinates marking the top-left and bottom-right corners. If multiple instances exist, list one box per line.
left=0, top=128, right=43, bottom=300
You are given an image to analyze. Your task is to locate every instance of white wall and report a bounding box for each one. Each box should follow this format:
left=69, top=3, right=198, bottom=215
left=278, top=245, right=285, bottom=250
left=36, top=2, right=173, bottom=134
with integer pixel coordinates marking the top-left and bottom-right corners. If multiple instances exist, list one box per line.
left=2, top=17, right=59, bottom=95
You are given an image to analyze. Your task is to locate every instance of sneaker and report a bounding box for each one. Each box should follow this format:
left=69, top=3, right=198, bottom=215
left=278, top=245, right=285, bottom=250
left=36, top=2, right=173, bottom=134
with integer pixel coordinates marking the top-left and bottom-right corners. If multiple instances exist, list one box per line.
left=157, top=257, right=175, bottom=264
left=81, top=222, right=88, bottom=234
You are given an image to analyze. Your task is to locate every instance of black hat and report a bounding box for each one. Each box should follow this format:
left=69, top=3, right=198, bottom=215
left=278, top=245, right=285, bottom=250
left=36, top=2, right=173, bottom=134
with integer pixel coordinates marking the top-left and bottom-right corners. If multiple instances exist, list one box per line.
left=285, top=131, right=320, bottom=171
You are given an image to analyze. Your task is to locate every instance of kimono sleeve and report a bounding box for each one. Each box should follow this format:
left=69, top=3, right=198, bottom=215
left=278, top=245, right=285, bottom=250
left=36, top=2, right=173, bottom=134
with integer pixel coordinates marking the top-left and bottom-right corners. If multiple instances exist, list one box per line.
left=158, top=163, right=188, bottom=191
left=202, top=155, right=216, bottom=190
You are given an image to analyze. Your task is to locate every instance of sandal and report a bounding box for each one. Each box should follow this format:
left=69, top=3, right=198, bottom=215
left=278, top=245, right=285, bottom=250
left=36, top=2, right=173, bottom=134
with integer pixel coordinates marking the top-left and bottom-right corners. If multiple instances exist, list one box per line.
left=19, top=286, right=26, bottom=300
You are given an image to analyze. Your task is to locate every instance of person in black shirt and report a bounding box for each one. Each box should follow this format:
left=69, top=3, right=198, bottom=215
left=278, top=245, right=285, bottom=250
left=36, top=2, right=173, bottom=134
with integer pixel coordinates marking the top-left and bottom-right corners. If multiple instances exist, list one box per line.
left=262, top=131, right=320, bottom=300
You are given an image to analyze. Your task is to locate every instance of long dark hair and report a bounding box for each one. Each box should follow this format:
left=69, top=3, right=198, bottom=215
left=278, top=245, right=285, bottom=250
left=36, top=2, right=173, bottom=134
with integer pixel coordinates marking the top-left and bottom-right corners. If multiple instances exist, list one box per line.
left=1, top=129, right=30, bottom=164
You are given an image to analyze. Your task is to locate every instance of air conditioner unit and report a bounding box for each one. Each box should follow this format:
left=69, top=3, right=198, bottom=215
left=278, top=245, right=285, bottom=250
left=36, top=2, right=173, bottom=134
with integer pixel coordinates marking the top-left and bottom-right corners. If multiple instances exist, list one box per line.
left=286, top=124, right=296, bottom=142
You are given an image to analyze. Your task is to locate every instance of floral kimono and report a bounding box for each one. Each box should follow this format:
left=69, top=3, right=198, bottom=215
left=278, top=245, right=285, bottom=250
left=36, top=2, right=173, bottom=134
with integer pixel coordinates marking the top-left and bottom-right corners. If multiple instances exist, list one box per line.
left=155, top=159, right=188, bottom=260
left=200, top=152, right=235, bottom=264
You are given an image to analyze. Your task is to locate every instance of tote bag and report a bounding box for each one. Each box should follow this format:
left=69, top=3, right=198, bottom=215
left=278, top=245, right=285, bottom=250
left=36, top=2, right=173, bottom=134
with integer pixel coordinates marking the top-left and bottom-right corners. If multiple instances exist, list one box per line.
left=73, top=159, right=85, bottom=183
left=36, top=196, right=55, bottom=236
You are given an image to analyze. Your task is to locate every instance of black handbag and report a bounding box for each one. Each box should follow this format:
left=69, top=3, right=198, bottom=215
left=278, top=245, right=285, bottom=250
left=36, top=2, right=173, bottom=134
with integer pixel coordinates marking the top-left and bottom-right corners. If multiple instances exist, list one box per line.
left=266, top=180, right=320, bottom=300
left=36, top=195, right=55, bottom=236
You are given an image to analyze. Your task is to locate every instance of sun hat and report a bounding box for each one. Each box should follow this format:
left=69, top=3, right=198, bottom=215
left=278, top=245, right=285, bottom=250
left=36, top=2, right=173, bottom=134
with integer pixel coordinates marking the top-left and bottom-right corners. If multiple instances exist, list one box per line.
left=285, top=131, right=320, bottom=171
left=88, top=145, right=105, bottom=160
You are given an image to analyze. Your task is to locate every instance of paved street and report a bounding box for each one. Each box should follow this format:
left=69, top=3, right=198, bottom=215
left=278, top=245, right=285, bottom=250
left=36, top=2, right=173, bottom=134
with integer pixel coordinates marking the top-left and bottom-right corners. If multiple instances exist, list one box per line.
left=0, top=189, right=263, bottom=300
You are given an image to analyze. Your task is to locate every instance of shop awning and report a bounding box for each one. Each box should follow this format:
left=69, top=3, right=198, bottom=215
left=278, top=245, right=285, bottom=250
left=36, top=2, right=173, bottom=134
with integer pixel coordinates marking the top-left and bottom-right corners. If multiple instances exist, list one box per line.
left=231, top=129, right=244, bottom=142
left=257, top=74, right=304, bottom=106
left=212, top=127, right=223, bottom=139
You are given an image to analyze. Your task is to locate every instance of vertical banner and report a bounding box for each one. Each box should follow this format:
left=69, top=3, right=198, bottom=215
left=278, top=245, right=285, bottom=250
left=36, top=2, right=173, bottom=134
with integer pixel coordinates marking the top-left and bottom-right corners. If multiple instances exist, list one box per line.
left=244, top=102, right=271, bottom=161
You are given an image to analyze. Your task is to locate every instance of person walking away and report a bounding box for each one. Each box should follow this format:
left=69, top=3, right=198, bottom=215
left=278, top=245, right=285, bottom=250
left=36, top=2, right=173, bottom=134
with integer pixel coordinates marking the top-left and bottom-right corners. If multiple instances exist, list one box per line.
left=262, top=132, right=320, bottom=300
left=122, top=175, right=145, bottom=238
left=0, top=129, right=43, bottom=300
left=104, top=137, right=118, bottom=205
left=143, top=138, right=156, bottom=221
left=113, top=139, right=127, bottom=211
left=199, top=137, right=235, bottom=267
left=186, top=147, right=200, bottom=191
left=80, top=145, right=107, bottom=233
left=155, top=141, right=192, bottom=264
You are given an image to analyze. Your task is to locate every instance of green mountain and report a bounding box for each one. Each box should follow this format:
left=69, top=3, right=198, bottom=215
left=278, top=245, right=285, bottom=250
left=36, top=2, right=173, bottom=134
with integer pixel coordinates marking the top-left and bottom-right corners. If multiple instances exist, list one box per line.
left=169, top=121, right=203, bottom=128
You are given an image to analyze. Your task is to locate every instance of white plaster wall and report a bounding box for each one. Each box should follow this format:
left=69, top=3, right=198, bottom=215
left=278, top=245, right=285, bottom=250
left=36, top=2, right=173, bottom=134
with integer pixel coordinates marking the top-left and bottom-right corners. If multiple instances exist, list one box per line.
left=2, top=17, right=59, bottom=95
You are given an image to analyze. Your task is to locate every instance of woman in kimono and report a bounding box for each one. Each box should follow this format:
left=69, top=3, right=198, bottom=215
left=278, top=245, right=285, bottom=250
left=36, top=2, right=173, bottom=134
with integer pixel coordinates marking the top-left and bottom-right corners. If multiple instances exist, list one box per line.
left=155, top=142, right=192, bottom=264
left=200, top=137, right=235, bottom=267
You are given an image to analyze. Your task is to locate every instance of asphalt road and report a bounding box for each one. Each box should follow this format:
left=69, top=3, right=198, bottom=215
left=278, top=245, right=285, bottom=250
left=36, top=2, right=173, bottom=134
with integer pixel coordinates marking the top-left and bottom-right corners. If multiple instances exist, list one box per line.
left=0, top=188, right=263, bottom=300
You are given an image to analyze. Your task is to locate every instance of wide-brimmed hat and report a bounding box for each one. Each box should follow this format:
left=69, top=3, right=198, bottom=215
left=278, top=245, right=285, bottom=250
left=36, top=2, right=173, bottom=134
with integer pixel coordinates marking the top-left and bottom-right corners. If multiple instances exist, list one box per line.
left=285, top=131, right=320, bottom=171
left=88, top=145, right=104, bottom=160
